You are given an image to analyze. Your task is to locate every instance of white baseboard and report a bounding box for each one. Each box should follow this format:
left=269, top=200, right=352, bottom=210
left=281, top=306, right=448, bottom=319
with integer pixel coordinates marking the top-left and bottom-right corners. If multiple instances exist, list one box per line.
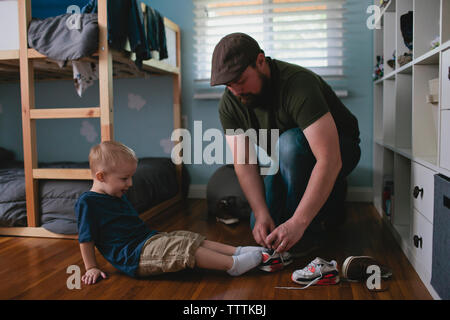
left=188, top=184, right=373, bottom=203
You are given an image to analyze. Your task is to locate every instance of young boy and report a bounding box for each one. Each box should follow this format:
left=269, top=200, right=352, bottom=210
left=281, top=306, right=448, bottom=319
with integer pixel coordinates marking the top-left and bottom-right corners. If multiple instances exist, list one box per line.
left=75, top=141, right=266, bottom=285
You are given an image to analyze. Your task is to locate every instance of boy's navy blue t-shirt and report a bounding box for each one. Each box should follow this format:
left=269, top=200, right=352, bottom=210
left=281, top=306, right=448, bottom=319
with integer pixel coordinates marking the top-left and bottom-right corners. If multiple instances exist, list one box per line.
left=75, top=191, right=157, bottom=277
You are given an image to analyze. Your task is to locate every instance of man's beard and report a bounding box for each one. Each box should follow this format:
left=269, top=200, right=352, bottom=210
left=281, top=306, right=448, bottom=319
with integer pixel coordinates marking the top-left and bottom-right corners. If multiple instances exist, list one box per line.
left=238, top=72, right=271, bottom=109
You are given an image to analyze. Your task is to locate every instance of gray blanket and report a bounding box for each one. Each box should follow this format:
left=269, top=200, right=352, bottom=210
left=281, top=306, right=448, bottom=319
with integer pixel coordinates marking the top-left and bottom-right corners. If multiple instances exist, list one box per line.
left=28, top=13, right=98, bottom=61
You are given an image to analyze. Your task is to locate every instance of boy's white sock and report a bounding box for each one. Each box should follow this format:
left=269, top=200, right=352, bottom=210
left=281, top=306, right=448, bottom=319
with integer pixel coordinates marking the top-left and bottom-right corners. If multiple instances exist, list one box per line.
left=234, top=246, right=268, bottom=256
left=227, top=250, right=262, bottom=276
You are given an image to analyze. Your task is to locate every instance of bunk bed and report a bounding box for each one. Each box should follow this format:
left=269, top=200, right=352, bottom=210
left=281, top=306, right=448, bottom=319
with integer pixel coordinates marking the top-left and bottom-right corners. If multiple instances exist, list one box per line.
left=0, top=0, right=185, bottom=239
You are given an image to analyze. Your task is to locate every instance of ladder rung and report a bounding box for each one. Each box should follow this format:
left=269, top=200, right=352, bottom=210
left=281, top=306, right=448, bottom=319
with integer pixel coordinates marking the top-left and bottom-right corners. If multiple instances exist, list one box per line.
left=29, top=108, right=100, bottom=119
left=33, top=169, right=92, bottom=180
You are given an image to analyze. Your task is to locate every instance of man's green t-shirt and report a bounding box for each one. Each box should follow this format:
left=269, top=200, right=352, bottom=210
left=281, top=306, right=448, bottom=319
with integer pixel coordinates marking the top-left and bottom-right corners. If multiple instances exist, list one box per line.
left=219, top=58, right=360, bottom=147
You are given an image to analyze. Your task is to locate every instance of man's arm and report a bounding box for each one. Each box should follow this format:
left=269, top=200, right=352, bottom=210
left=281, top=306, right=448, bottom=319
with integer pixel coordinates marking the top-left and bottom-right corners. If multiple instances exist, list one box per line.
left=225, top=134, right=274, bottom=247
left=266, top=112, right=342, bottom=252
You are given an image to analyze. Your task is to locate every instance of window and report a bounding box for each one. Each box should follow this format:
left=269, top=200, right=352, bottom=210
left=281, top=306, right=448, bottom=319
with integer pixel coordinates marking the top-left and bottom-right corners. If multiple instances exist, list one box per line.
left=193, top=0, right=346, bottom=90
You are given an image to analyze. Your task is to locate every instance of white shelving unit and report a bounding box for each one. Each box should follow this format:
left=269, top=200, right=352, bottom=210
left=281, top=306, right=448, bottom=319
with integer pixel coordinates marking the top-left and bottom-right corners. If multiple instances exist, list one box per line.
left=372, top=0, right=450, bottom=300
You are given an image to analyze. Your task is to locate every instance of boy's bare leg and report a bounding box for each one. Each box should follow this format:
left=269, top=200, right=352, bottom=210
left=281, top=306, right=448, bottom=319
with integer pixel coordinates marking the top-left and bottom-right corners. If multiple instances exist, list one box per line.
left=195, top=246, right=234, bottom=271
left=200, top=240, right=236, bottom=256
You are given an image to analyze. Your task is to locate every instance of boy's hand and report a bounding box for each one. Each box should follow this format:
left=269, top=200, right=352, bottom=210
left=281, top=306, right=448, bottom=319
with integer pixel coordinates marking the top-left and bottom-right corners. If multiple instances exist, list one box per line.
left=82, top=267, right=107, bottom=285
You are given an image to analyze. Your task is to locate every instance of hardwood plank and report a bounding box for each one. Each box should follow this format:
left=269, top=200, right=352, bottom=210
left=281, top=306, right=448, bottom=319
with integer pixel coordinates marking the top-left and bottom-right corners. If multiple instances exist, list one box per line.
left=0, top=201, right=433, bottom=300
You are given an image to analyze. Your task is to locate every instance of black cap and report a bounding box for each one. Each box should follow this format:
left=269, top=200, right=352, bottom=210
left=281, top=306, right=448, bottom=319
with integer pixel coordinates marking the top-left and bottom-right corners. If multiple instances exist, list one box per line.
left=210, top=33, right=262, bottom=86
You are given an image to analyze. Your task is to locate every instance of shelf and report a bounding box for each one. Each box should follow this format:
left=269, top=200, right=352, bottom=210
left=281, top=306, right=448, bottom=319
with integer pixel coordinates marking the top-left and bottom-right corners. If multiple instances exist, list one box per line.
left=372, top=2, right=449, bottom=298
left=374, top=139, right=442, bottom=173
left=412, top=64, right=439, bottom=165
left=0, top=48, right=180, bottom=84
left=442, top=0, right=450, bottom=44
left=395, top=0, right=413, bottom=69
left=413, top=0, right=441, bottom=59
left=383, top=79, right=395, bottom=147
left=397, top=61, right=413, bottom=74
left=414, top=47, right=440, bottom=65
left=374, top=0, right=396, bottom=26
left=383, top=11, right=396, bottom=75
left=372, top=39, right=450, bottom=86
left=395, top=73, right=412, bottom=150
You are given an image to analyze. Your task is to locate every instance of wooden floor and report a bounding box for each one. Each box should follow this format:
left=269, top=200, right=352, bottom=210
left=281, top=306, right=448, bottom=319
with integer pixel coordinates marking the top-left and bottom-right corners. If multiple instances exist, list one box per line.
left=0, top=199, right=432, bottom=300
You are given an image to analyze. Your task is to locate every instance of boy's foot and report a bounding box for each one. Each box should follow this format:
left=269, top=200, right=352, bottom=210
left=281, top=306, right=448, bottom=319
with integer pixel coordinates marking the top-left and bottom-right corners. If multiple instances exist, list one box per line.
left=342, top=256, right=392, bottom=282
left=291, top=257, right=340, bottom=288
left=259, top=249, right=293, bottom=272
left=227, top=250, right=262, bottom=276
left=234, top=246, right=268, bottom=256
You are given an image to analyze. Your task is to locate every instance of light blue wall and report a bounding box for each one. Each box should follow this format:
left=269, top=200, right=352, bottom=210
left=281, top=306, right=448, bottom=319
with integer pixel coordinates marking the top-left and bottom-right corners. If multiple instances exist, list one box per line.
left=150, top=0, right=374, bottom=187
left=0, top=77, right=175, bottom=162
left=0, top=0, right=373, bottom=188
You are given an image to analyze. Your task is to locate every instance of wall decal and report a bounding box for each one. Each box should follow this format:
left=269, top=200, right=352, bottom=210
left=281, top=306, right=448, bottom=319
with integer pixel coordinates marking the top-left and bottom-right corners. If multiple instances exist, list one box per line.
left=128, top=93, right=146, bottom=111
left=80, top=120, right=98, bottom=143
left=160, top=138, right=173, bottom=154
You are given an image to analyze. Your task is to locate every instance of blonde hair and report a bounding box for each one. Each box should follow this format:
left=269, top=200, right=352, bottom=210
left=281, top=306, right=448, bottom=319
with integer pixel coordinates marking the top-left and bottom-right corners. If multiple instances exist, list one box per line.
left=89, top=141, right=138, bottom=174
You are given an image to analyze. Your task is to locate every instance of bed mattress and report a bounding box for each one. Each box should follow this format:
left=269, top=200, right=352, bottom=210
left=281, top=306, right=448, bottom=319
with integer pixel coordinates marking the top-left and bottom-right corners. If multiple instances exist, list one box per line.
left=0, top=158, right=188, bottom=234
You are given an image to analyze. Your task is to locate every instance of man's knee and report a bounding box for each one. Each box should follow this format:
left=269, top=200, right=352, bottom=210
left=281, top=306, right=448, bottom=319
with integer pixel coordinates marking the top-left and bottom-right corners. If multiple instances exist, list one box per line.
left=315, top=178, right=348, bottom=230
left=278, top=128, right=313, bottom=166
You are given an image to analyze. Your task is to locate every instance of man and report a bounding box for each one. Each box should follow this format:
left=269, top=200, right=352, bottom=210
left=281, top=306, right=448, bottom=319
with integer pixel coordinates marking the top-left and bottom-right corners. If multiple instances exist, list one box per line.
left=211, top=33, right=361, bottom=253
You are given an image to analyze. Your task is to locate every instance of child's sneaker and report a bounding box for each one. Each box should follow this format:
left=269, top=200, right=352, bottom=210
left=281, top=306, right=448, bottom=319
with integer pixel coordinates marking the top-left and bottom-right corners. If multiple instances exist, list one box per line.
left=291, top=257, right=340, bottom=288
left=259, top=249, right=293, bottom=272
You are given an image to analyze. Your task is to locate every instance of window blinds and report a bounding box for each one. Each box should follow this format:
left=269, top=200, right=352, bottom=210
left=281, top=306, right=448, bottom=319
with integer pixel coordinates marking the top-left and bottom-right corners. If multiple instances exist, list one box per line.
left=193, top=0, right=346, bottom=83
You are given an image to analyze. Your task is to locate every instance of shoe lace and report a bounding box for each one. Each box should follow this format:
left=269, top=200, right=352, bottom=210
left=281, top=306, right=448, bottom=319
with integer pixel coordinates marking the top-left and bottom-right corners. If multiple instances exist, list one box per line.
left=279, top=252, right=286, bottom=265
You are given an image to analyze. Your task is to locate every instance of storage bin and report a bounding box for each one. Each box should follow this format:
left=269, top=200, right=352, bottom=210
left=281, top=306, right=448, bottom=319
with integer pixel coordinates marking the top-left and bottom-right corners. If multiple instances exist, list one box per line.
left=431, top=174, right=450, bottom=299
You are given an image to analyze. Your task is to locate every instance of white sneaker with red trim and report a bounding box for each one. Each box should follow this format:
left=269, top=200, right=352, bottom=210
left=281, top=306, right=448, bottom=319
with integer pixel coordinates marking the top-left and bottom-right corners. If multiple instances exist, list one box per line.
left=291, top=257, right=340, bottom=289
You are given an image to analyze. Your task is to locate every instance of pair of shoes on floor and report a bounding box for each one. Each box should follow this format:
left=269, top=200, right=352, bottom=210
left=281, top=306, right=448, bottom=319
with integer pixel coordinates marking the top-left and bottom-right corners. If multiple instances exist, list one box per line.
left=277, top=256, right=392, bottom=290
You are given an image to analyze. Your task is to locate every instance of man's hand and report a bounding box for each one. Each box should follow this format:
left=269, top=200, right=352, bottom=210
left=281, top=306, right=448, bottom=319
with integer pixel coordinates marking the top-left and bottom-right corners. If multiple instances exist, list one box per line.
left=252, top=213, right=275, bottom=248
left=82, top=267, right=107, bottom=285
left=266, top=218, right=306, bottom=253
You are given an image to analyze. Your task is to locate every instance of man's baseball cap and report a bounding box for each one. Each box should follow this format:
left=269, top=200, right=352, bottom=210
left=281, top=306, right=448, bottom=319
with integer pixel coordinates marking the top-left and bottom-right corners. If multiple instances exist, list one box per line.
left=210, top=33, right=262, bottom=86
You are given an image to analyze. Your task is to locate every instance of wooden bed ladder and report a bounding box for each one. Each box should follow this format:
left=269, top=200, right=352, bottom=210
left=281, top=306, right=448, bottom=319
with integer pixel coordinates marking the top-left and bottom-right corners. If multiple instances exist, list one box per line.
left=18, top=0, right=113, bottom=230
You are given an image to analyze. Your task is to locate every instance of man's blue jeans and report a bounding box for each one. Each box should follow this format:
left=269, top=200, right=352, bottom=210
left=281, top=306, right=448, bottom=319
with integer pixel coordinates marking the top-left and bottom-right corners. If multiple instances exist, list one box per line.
left=250, top=128, right=361, bottom=234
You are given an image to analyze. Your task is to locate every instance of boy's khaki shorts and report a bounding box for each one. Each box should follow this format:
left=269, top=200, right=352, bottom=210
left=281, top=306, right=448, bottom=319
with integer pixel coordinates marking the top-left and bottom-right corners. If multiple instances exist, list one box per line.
left=137, top=230, right=206, bottom=277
